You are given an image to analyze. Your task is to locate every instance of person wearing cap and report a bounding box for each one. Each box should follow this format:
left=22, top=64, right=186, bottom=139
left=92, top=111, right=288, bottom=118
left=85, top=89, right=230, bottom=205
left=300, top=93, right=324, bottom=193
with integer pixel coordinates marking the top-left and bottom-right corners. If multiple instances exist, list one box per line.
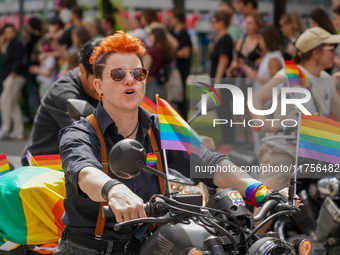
left=250, top=26, right=340, bottom=232
left=20, top=38, right=101, bottom=166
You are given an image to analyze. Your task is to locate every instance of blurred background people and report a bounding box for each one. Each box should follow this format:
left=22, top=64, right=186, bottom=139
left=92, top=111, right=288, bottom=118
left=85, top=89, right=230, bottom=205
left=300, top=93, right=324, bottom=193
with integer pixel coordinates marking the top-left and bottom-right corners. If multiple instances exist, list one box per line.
left=29, top=38, right=56, bottom=99
left=243, top=26, right=282, bottom=92
left=309, top=8, right=336, bottom=34
left=333, top=6, right=340, bottom=74
left=144, top=27, right=175, bottom=102
left=280, top=13, right=304, bottom=61
left=168, top=9, right=192, bottom=120
left=0, top=24, right=26, bottom=140
left=101, top=14, right=115, bottom=36
left=71, top=26, right=91, bottom=52
left=210, top=11, right=234, bottom=154
left=84, top=16, right=103, bottom=38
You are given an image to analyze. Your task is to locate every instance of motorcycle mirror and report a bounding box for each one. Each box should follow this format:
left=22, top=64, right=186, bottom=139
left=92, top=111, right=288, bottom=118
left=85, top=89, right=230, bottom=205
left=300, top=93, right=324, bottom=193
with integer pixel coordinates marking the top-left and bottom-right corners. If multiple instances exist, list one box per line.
left=108, top=139, right=146, bottom=179
left=195, top=93, right=221, bottom=112
left=108, top=139, right=168, bottom=180
left=67, top=99, right=95, bottom=120
left=188, top=93, right=221, bottom=124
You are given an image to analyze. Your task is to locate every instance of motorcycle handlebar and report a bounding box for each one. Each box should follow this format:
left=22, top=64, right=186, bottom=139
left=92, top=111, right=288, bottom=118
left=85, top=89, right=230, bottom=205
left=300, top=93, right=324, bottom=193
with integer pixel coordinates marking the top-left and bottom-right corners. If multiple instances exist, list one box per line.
left=102, top=202, right=151, bottom=219
left=253, top=200, right=277, bottom=224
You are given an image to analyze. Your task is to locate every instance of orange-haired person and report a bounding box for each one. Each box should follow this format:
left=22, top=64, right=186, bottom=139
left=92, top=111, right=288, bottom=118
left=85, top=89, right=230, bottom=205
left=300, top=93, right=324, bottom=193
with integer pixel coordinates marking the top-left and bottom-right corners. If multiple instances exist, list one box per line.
left=57, top=31, right=295, bottom=255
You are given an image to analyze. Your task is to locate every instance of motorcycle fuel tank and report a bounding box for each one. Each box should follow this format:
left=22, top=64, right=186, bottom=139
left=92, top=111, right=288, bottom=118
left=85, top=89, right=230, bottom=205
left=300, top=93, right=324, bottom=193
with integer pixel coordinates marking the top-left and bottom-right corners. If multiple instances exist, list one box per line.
left=139, top=222, right=211, bottom=255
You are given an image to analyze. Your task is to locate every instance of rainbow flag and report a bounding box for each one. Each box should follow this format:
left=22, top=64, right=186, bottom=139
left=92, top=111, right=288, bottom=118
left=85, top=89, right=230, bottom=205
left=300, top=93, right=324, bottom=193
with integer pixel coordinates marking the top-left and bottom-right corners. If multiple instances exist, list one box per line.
left=141, top=96, right=157, bottom=114
left=0, top=154, right=10, bottom=175
left=26, top=152, right=63, bottom=170
left=298, top=114, right=340, bottom=164
left=26, top=151, right=39, bottom=167
left=156, top=96, right=202, bottom=156
left=0, top=167, right=65, bottom=248
left=284, top=60, right=312, bottom=89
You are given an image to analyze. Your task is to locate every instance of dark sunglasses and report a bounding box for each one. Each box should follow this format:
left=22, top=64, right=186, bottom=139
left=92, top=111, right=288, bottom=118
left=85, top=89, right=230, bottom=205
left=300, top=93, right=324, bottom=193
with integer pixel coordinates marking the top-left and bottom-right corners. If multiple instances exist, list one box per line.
left=101, top=67, right=149, bottom=82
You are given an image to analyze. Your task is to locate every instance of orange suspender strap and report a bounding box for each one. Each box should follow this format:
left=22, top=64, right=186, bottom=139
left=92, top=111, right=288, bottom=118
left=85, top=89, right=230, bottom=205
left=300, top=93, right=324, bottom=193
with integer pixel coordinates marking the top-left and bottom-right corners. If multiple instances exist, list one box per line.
left=86, top=114, right=108, bottom=239
left=148, top=128, right=165, bottom=195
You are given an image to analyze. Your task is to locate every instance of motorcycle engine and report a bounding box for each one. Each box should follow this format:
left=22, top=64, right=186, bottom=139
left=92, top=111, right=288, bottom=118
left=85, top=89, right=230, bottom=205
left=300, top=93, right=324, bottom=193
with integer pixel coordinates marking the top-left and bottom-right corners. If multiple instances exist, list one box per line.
left=206, top=188, right=255, bottom=229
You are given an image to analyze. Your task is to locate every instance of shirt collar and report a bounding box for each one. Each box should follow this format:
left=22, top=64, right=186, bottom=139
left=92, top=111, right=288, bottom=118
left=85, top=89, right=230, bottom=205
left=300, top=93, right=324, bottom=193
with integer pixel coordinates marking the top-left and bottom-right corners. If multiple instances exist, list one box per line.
left=93, top=101, right=155, bottom=139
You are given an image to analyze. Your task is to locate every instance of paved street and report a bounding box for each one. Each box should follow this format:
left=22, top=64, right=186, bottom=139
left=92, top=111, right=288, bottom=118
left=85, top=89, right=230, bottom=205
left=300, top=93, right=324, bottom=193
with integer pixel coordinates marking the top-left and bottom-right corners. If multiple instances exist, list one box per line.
left=0, top=129, right=31, bottom=169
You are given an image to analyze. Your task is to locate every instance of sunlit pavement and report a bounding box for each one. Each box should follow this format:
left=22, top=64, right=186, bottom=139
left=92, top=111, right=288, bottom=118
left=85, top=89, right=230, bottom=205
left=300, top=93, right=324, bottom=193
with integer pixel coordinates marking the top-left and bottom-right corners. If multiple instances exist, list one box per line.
left=0, top=129, right=31, bottom=169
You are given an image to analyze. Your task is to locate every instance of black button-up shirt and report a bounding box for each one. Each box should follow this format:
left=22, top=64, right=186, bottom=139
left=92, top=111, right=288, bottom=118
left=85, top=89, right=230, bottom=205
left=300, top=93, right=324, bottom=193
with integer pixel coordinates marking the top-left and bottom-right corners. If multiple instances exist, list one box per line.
left=21, top=67, right=99, bottom=165
left=59, top=102, right=227, bottom=240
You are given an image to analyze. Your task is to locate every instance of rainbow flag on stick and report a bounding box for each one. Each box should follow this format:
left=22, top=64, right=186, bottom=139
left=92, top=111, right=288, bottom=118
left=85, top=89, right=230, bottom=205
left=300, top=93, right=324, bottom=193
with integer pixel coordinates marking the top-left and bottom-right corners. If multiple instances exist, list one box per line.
left=283, top=60, right=312, bottom=90
left=298, top=114, right=340, bottom=164
left=0, top=167, right=65, bottom=248
left=141, top=96, right=157, bottom=114
left=156, top=96, right=202, bottom=156
left=0, top=154, right=10, bottom=175
left=26, top=152, right=63, bottom=170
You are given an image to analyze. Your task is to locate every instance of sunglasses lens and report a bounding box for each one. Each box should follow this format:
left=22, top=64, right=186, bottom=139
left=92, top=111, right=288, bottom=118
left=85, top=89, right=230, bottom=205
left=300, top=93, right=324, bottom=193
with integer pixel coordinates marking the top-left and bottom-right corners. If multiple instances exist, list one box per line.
left=133, top=67, right=148, bottom=81
left=110, top=68, right=126, bottom=81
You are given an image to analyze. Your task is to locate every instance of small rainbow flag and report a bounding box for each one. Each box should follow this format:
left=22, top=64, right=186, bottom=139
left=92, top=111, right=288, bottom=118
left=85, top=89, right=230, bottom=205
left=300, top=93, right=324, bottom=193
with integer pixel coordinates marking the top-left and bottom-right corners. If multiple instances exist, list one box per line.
left=146, top=153, right=157, bottom=166
left=0, top=154, right=10, bottom=176
left=0, top=167, right=65, bottom=248
left=156, top=96, right=202, bottom=156
left=26, top=151, right=39, bottom=167
left=26, top=152, right=63, bottom=170
left=284, top=60, right=312, bottom=89
left=298, top=114, right=340, bottom=164
left=141, top=96, right=157, bottom=114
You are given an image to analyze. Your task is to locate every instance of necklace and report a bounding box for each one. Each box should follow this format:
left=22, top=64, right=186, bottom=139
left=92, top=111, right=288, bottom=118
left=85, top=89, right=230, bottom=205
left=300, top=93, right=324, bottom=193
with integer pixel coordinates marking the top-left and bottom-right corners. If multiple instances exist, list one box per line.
left=125, top=121, right=139, bottom=139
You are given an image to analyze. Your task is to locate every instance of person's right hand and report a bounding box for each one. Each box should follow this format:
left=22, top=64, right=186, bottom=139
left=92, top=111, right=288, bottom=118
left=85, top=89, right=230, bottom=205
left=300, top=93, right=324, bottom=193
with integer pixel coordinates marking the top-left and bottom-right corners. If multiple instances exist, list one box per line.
left=107, top=183, right=146, bottom=223
left=260, top=119, right=280, bottom=134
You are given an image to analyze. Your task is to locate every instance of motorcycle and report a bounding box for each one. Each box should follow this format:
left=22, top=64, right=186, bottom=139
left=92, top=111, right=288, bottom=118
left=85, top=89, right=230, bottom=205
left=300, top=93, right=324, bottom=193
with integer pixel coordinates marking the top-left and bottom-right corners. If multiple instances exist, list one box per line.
left=276, top=167, right=340, bottom=255
left=100, top=138, right=312, bottom=255
left=224, top=121, right=340, bottom=255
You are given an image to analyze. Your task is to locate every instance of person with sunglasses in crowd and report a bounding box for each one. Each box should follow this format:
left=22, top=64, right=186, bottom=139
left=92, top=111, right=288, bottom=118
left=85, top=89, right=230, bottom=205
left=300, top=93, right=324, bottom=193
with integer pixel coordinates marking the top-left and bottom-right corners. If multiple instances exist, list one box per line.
left=20, top=38, right=101, bottom=166
left=56, top=31, right=296, bottom=255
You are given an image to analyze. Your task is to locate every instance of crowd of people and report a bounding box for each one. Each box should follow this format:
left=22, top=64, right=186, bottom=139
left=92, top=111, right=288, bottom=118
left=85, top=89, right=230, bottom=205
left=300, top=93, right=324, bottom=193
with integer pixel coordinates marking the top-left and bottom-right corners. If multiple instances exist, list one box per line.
left=2, top=0, right=339, bottom=252
left=0, top=0, right=340, bottom=156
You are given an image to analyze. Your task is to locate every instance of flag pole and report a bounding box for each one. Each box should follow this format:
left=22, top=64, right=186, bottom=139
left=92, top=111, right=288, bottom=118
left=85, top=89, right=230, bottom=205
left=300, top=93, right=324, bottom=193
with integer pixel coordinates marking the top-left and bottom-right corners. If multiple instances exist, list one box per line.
left=155, top=94, right=172, bottom=198
left=289, top=111, right=302, bottom=206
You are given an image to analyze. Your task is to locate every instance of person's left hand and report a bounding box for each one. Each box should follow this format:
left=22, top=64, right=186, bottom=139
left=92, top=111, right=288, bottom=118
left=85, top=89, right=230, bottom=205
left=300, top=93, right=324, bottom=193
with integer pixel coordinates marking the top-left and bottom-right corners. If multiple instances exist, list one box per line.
left=278, top=187, right=300, bottom=208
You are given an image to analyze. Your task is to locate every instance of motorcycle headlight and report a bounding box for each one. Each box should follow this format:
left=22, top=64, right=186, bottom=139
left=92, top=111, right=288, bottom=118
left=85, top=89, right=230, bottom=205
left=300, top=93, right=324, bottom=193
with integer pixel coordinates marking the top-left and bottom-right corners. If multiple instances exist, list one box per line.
left=170, top=182, right=209, bottom=206
left=246, top=237, right=296, bottom=255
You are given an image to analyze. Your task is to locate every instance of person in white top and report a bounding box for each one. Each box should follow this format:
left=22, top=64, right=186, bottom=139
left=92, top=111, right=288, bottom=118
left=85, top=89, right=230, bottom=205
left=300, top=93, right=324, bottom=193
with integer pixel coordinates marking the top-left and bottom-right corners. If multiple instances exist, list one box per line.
left=243, top=26, right=283, bottom=92
left=250, top=26, right=340, bottom=233
left=29, top=38, right=56, bottom=99
left=242, top=26, right=282, bottom=152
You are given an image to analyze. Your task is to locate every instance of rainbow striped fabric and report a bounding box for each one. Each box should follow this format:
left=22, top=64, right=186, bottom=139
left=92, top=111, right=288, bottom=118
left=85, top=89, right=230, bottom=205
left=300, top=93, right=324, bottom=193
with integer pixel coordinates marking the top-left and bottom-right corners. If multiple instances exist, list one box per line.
left=0, top=167, right=65, bottom=248
left=141, top=96, right=157, bottom=114
left=245, top=180, right=269, bottom=207
left=26, top=152, right=63, bottom=170
left=146, top=153, right=157, bottom=166
left=0, top=154, right=10, bottom=175
left=298, top=114, right=340, bottom=164
left=284, top=60, right=312, bottom=89
left=156, top=96, right=202, bottom=156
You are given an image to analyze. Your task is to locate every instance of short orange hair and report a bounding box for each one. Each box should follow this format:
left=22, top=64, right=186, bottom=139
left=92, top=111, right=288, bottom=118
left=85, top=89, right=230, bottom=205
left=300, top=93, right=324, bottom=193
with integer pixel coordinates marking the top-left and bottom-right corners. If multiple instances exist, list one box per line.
left=89, top=30, right=146, bottom=77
